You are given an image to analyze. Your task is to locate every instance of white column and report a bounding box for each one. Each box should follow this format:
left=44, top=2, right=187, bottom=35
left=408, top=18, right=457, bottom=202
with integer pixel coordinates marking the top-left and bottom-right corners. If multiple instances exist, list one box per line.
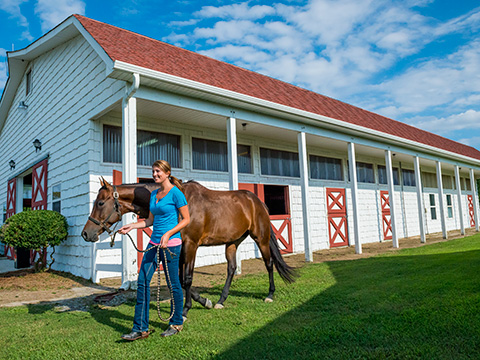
left=348, top=142, right=361, bottom=254
left=121, top=95, right=138, bottom=287
left=454, top=165, right=465, bottom=235
left=436, top=161, right=447, bottom=239
left=298, top=132, right=313, bottom=262
left=385, top=150, right=398, bottom=248
left=470, top=168, right=479, bottom=231
left=227, top=115, right=239, bottom=191
left=413, top=156, right=426, bottom=243
left=227, top=115, right=241, bottom=274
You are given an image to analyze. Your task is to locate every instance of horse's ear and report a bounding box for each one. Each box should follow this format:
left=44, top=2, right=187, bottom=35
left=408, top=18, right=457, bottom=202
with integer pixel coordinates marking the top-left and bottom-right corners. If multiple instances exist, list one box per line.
left=99, top=177, right=105, bottom=187
left=102, top=177, right=113, bottom=189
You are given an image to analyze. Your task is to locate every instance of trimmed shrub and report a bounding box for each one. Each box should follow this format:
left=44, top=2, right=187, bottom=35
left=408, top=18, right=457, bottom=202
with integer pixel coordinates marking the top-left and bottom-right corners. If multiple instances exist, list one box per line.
left=0, top=210, right=68, bottom=271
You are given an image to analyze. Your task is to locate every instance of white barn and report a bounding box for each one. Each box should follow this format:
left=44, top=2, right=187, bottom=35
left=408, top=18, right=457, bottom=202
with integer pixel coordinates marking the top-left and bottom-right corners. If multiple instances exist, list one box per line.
left=1, top=15, right=479, bottom=285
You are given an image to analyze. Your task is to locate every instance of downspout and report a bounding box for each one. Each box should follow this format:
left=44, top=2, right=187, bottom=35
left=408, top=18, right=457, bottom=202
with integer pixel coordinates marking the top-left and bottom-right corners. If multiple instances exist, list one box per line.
left=125, top=73, right=140, bottom=102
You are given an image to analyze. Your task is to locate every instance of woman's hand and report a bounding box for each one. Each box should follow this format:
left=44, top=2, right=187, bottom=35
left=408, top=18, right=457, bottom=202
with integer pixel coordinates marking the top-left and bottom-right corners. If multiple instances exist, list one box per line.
left=160, top=233, right=170, bottom=248
left=118, top=224, right=134, bottom=235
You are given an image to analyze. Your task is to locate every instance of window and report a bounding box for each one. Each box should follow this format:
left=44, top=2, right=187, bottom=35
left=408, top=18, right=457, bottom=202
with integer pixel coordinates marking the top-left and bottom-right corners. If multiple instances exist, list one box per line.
left=402, top=169, right=416, bottom=187
left=442, top=175, right=454, bottom=189
left=378, top=165, right=400, bottom=185
left=356, top=162, right=374, bottom=183
left=52, top=184, right=61, bottom=213
left=137, top=129, right=181, bottom=167
left=103, top=125, right=181, bottom=168
left=260, top=148, right=299, bottom=177
left=26, top=69, right=32, bottom=96
left=309, top=155, right=343, bottom=181
left=461, top=177, right=472, bottom=191
left=429, top=194, right=437, bottom=220
left=422, top=172, right=437, bottom=188
left=192, top=138, right=252, bottom=173
left=446, top=194, right=453, bottom=218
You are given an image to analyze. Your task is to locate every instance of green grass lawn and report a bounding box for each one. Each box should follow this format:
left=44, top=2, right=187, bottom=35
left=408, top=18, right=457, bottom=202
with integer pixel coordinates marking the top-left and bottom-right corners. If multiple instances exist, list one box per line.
left=1, top=234, right=479, bottom=360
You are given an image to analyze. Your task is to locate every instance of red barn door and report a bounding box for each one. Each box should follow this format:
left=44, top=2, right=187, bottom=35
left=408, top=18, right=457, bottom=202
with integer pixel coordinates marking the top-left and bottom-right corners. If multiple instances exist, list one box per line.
left=380, top=190, right=393, bottom=240
left=327, top=188, right=349, bottom=247
left=4, top=179, right=16, bottom=259
left=239, top=183, right=293, bottom=254
left=31, top=159, right=48, bottom=210
left=468, top=195, right=475, bottom=228
left=31, top=159, right=48, bottom=263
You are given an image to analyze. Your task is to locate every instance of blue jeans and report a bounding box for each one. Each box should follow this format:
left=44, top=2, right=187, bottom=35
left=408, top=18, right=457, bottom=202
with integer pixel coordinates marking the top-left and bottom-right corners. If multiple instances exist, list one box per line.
left=132, top=243, right=183, bottom=332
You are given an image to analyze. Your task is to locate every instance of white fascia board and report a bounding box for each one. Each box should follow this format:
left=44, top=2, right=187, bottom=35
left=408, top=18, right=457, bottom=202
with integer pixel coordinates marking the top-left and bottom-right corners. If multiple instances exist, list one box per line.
left=112, top=60, right=480, bottom=169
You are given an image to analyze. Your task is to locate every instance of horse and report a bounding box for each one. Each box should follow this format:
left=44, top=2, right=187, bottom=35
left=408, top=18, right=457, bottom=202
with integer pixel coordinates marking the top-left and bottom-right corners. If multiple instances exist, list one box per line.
left=82, top=178, right=296, bottom=317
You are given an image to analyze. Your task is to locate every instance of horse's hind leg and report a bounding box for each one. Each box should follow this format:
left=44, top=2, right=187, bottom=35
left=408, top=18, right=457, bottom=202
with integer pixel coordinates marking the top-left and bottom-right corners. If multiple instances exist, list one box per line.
left=182, top=240, right=213, bottom=318
left=215, top=239, right=242, bottom=309
left=251, top=232, right=275, bottom=302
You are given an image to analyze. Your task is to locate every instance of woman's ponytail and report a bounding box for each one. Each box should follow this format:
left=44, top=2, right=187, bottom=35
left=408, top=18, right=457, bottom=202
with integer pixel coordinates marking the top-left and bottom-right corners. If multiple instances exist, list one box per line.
left=170, top=175, right=184, bottom=193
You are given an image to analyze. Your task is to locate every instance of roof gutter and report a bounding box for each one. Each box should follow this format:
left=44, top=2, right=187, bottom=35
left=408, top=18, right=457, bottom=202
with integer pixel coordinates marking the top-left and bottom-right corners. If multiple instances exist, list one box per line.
left=110, top=61, right=480, bottom=169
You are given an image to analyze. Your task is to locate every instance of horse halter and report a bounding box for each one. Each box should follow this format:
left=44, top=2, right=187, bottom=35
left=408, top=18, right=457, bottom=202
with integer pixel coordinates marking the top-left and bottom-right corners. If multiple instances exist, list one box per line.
left=88, top=185, right=122, bottom=235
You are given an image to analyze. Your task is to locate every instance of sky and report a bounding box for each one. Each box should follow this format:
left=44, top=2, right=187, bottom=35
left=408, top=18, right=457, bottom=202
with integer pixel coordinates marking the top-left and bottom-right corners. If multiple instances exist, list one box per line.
left=1, top=0, right=480, bottom=151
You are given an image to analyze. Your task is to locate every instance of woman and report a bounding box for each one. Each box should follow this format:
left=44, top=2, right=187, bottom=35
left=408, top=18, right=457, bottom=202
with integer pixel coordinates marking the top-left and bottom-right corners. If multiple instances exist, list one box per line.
left=118, top=160, right=190, bottom=341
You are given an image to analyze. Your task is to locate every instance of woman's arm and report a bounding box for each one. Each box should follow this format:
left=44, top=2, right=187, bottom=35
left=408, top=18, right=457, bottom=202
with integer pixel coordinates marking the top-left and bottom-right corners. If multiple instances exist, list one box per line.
left=118, top=211, right=154, bottom=234
left=160, top=205, right=190, bottom=248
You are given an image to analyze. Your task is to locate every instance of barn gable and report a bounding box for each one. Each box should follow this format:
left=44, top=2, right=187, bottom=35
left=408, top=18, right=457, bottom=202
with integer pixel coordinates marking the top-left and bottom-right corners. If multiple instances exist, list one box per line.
left=0, top=21, right=125, bottom=279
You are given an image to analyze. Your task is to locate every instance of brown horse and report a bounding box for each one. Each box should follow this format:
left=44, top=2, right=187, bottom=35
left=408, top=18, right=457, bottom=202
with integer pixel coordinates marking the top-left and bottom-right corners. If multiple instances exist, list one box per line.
left=82, top=178, right=296, bottom=317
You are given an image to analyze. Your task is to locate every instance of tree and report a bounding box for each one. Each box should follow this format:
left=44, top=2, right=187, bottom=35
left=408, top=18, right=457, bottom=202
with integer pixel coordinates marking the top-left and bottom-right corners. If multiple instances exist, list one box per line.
left=0, top=210, right=68, bottom=271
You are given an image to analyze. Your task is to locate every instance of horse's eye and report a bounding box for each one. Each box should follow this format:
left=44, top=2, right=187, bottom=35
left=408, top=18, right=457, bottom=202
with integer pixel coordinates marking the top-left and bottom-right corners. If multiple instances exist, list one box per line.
left=98, top=201, right=105, bottom=207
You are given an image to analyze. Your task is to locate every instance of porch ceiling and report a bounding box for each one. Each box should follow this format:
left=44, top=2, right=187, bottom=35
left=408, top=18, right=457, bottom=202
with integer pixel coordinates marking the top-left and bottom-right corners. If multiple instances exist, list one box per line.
left=105, top=99, right=478, bottom=177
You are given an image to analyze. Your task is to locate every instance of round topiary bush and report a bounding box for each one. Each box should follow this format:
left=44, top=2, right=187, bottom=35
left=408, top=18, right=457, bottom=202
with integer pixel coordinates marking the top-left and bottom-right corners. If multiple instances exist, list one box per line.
left=0, top=210, right=68, bottom=271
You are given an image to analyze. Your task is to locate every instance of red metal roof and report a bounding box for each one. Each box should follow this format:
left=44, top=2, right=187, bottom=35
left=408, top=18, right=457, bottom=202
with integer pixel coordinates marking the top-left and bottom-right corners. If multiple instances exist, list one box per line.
left=74, top=15, right=480, bottom=162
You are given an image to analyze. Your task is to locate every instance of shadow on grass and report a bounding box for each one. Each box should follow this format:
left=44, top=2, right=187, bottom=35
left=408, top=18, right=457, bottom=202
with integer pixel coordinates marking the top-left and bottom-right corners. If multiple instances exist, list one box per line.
left=215, top=248, right=480, bottom=359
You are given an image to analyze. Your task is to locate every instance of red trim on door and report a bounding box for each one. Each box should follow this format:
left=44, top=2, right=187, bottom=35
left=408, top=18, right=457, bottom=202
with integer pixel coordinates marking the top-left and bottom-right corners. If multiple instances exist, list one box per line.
left=270, top=215, right=293, bottom=253
left=5, top=178, right=16, bottom=259
left=31, top=159, right=48, bottom=264
left=31, top=159, right=48, bottom=210
left=327, top=188, right=349, bottom=247
left=468, top=195, right=475, bottom=228
left=239, top=183, right=293, bottom=254
left=380, top=190, right=393, bottom=240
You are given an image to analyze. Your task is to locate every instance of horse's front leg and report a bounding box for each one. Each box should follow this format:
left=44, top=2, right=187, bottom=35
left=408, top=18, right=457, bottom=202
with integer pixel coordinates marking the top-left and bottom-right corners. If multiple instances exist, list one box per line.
left=214, top=240, right=240, bottom=309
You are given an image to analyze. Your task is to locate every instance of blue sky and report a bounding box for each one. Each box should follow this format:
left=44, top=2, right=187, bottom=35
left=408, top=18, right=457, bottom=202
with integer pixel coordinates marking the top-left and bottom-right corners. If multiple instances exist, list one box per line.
left=1, top=0, right=480, bottom=150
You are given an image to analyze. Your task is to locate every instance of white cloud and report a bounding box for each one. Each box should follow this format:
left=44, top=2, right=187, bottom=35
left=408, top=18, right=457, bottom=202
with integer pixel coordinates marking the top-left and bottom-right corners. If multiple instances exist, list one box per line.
left=0, top=0, right=33, bottom=41
left=0, top=59, right=7, bottom=91
left=194, top=2, right=275, bottom=20
left=373, top=40, right=480, bottom=116
left=458, top=135, right=480, bottom=148
left=34, top=0, right=86, bottom=33
left=165, top=0, right=480, bottom=145
left=408, top=110, right=480, bottom=135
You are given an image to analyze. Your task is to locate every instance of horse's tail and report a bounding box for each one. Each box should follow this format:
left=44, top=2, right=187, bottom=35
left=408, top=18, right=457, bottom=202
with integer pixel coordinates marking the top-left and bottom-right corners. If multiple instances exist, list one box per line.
left=269, top=225, right=297, bottom=284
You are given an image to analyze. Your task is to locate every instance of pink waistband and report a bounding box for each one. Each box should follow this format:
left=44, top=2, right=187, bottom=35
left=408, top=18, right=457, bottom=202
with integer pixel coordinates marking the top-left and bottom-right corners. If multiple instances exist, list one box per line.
left=149, top=237, right=182, bottom=247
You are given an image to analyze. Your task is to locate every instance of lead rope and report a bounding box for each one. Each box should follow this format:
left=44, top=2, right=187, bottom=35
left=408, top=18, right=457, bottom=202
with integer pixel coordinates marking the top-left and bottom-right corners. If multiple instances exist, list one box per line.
left=111, top=230, right=176, bottom=322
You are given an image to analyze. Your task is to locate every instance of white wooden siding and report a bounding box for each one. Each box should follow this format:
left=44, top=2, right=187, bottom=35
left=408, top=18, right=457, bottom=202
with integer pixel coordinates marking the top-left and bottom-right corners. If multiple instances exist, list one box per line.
left=0, top=35, right=124, bottom=279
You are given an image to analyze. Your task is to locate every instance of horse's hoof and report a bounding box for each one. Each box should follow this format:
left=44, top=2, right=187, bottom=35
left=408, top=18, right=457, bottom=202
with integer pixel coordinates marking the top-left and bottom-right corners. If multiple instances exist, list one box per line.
left=264, top=297, right=274, bottom=303
left=214, top=303, right=224, bottom=309
left=205, top=299, right=213, bottom=309
left=183, top=316, right=187, bottom=323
